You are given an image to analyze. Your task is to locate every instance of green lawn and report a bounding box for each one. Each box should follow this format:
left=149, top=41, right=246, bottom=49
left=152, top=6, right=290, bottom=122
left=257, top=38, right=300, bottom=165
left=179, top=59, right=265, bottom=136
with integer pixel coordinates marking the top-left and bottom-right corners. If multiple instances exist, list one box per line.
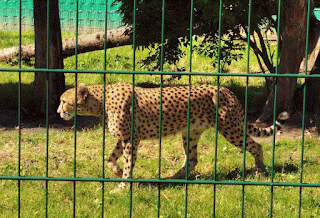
left=1, top=30, right=319, bottom=217
left=1, top=126, right=320, bottom=217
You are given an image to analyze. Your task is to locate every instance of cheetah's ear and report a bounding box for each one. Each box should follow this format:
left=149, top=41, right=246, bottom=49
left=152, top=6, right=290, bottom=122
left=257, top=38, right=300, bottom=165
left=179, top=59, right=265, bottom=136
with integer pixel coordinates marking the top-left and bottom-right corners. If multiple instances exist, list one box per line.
left=77, top=83, right=89, bottom=104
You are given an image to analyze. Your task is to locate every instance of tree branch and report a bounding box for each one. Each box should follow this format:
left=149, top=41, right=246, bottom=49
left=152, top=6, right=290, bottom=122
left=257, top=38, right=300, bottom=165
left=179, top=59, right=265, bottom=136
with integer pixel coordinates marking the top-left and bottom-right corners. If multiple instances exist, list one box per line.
left=256, top=30, right=275, bottom=74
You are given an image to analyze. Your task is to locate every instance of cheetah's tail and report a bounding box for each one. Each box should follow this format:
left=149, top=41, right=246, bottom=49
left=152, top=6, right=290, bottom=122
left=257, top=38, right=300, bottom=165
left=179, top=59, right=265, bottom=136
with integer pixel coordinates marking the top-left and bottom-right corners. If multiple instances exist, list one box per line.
left=247, top=111, right=289, bottom=137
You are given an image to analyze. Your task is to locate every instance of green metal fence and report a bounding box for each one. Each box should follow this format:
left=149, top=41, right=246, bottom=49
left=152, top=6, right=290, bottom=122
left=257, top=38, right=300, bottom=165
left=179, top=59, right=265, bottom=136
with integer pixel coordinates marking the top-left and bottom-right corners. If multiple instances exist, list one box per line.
left=0, top=0, right=123, bottom=31
left=0, top=0, right=320, bottom=217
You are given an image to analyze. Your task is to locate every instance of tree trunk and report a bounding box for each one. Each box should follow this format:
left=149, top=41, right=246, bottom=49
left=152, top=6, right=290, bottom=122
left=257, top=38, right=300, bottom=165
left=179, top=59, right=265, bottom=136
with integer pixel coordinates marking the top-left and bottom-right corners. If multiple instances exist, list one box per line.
left=0, top=27, right=131, bottom=62
left=257, top=0, right=319, bottom=122
left=303, top=67, right=320, bottom=113
left=33, top=0, right=65, bottom=118
left=294, top=51, right=320, bottom=113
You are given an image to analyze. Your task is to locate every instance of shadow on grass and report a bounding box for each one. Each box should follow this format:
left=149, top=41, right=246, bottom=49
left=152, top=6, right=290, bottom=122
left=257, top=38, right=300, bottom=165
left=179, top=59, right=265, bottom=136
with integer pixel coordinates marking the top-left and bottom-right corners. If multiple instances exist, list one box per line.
left=271, top=163, right=299, bottom=174
left=0, top=82, right=33, bottom=110
left=0, top=81, right=103, bottom=130
left=136, top=163, right=299, bottom=189
left=0, top=107, right=100, bottom=131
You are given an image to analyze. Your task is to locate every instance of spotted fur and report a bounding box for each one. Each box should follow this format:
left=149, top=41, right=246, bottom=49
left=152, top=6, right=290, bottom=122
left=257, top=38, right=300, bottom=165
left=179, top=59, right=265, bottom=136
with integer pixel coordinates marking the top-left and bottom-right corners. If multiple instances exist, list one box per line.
left=57, top=82, right=282, bottom=189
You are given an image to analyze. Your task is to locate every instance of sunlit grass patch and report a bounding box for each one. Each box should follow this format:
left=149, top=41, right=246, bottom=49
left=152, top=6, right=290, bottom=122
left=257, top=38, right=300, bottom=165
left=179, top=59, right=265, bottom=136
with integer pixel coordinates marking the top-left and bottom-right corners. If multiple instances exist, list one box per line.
left=1, top=125, right=320, bottom=217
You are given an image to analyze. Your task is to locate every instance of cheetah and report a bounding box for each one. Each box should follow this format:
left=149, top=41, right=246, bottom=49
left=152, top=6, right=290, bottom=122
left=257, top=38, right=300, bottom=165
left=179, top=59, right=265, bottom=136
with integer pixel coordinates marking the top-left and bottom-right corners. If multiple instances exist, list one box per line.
left=57, top=82, right=284, bottom=189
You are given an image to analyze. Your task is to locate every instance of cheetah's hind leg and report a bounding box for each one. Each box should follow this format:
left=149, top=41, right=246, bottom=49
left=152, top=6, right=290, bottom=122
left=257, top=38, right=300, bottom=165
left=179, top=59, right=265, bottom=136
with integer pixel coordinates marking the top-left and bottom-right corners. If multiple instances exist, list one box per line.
left=242, top=136, right=267, bottom=175
left=222, top=129, right=267, bottom=175
left=166, top=130, right=202, bottom=180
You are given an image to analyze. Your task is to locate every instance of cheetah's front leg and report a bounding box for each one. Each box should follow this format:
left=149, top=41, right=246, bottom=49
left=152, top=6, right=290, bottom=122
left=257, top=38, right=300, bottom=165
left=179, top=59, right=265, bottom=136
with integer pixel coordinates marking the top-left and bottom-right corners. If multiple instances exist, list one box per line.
left=107, top=140, right=124, bottom=178
left=117, top=138, right=140, bottom=190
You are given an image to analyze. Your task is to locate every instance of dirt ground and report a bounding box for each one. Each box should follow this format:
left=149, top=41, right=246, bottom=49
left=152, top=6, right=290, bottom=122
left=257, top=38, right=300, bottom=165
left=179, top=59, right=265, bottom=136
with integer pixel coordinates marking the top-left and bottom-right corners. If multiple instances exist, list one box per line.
left=0, top=109, right=319, bottom=140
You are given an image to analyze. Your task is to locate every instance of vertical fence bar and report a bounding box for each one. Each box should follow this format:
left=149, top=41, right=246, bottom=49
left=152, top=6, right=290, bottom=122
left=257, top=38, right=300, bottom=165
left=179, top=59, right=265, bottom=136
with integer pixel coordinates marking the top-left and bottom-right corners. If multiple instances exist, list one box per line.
left=73, top=0, right=80, bottom=216
left=129, top=0, right=138, bottom=216
left=101, top=1, right=109, bottom=217
left=101, top=72, right=106, bottom=218
left=17, top=76, right=21, bottom=218
left=213, top=0, right=224, bottom=216
left=72, top=76, right=78, bottom=217
left=298, top=0, right=312, bottom=216
left=241, top=0, right=253, bottom=216
left=184, top=1, right=195, bottom=217
left=129, top=72, right=135, bottom=218
left=157, top=0, right=166, bottom=217
left=17, top=0, right=22, bottom=216
left=270, top=1, right=282, bottom=216
left=45, top=0, right=51, bottom=216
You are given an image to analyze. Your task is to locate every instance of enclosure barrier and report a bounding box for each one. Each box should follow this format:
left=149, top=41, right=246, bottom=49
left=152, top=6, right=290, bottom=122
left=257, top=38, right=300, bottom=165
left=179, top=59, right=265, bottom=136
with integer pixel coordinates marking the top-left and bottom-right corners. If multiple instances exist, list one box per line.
left=0, top=0, right=123, bottom=31
left=0, top=0, right=320, bottom=217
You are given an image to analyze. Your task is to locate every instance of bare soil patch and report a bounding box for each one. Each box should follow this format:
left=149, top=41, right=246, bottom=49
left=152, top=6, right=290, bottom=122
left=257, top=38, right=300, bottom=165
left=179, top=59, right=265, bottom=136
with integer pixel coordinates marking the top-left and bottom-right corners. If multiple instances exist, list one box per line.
left=0, top=110, right=318, bottom=139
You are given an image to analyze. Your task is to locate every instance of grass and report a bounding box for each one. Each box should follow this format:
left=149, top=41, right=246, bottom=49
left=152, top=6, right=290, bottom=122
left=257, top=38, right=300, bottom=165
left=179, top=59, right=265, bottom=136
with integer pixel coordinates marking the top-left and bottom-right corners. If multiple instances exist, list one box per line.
left=1, top=126, right=320, bottom=217
left=1, top=30, right=320, bottom=217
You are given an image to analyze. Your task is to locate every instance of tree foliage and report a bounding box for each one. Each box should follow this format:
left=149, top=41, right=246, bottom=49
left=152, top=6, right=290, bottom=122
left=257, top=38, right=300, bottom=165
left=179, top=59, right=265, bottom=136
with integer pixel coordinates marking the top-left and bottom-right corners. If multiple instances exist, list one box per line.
left=114, top=0, right=278, bottom=72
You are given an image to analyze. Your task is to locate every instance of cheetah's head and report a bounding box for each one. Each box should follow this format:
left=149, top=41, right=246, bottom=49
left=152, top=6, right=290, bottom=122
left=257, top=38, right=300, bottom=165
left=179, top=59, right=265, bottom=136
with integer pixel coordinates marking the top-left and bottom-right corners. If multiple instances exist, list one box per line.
left=57, top=83, right=90, bottom=120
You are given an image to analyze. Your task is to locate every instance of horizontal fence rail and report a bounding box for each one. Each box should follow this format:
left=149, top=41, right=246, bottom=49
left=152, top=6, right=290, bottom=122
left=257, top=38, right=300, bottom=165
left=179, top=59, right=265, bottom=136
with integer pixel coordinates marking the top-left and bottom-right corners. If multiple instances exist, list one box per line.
left=3, top=67, right=320, bottom=78
left=1, top=175, right=320, bottom=188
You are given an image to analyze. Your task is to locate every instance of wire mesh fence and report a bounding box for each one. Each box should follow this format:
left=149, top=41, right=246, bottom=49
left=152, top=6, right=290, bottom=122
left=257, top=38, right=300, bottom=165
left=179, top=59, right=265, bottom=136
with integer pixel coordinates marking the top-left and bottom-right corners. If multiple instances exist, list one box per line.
left=0, top=0, right=123, bottom=31
left=0, top=0, right=320, bottom=217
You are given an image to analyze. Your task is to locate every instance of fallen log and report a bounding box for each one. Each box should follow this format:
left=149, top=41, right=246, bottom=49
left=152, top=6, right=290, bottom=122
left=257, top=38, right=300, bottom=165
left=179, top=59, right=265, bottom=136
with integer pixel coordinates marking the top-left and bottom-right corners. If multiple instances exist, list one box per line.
left=0, top=27, right=132, bottom=62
